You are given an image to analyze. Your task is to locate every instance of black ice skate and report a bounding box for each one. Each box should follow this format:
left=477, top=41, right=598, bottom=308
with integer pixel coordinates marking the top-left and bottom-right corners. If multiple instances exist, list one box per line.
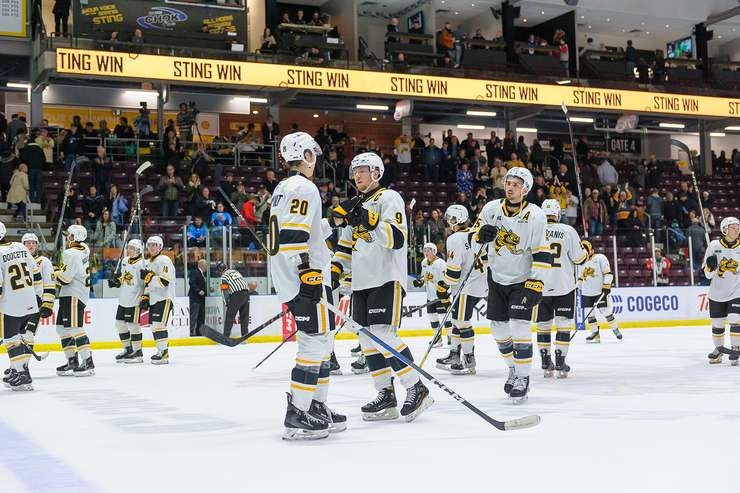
left=540, top=348, right=554, bottom=378
left=400, top=381, right=434, bottom=422
left=9, top=369, right=33, bottom=391
left=115, top=346, right=133, bottom=363
left=612, top=328, right=623, bottom=340
left=283, top=393, right=329, bottom=441
left=585, top=331, right=600, bottom=344
left=309, top=400, right=347, bottom=433
left=708, top=348, right=723, bottom=364
left=350, top=354, right=368, bottom=374
left=151, top=349, right=169, bottom=365
left=56, top=356, right=79, bottom=376
left=504, top=367, right=516, bottom=395
left=450, top=351, right=476, bottom=375
left=554, top=349, right=570, bottom=379
left=3, top=368, right=17, bottom=388
left=435, top=348, right=459, bottom=371
left=124, top=349, right=144, bottom=364
left=350, top=344, right=362, bottom=356
left=730, top=346, right=739, bottom=367
left=329, top=352, right=342, bottom=375
left=509, top=376, right=530, bottom=404
left=74, top=356, right=95, bottom=377
left=361, top=386, right=399, bottom=421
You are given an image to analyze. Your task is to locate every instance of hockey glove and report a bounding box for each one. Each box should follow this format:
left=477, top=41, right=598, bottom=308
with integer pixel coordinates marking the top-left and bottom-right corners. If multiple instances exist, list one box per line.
left=332, top=197, right=362, bottom=224
left=108, top=276, right=121, bottom=288
left=601, top=285, right=612, bottom=297
left=436, top=280, right=451, bottom=307
left=330, top=262, right=343, bottom=291
left=40, top=301, right=54, bottom=319
left=705, top=254, right=718, bottom=272
left=519, top=279, right=544, bottom=311
left=298, top=263, right=324, bottom=304
left=347, top=206, right=379, bottom=231
left=140, top=269, right=155, bottom=286
left=412, top=278, right=424, bottom=288
left=139, top=294, right=150, bottom=311
left=476, top=224, right=499, bottom=244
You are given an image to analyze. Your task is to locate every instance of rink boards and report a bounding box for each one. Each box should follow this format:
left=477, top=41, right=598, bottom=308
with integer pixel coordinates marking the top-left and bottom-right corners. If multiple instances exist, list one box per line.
left=6, top=286, right=713, bottom=351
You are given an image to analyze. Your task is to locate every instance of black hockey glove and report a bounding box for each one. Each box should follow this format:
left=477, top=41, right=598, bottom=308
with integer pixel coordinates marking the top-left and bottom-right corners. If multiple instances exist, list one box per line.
left=705, top=254, right=718, bottom=272
left=412, top=278, right=424, bottom=288
left=436, top=280, right=451, bottom=307
left=476, top=224, right=499, bottom=244
left=332, top=197, right=362, bottom=226
left=140, top=269, right=155, bottom=286
left=519, top=279, right=544, bottom=311
left=601, top=285, right=611, bottom=297
left=297, top=262, right=323, bottom=304
left=347, top=206, right=379, bottom=231
left=330, top=262, right=343, bottom=291
left=40, top=301, right=54, bottom=319
left=108, top=276, right=121, bottom=288
left=139, top=294, right=150, bottom=311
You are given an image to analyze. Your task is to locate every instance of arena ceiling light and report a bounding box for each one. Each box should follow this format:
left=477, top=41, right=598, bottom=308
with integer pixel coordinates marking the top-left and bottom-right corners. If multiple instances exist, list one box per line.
left=6, top=82, right=30, bottom=89
left=124, top=89, right=157, bottom=96
left=232, top=96, right=268, bottom=103
left=658, top=122, right=685, bottom=129
left=356, top=104, right=389, bottom=111
left=466, top=110, right=497, bottom=117
left=516, top=127, right=538, bottom=133
left=568, top=116, right=594, bottom=123
left=724, top=126, right=740, bottom=131
left=556, top=80, right=572, bottom=85
left=457, top=124, right=485, bottom=130
left=710, top=132, right=726, bottom=137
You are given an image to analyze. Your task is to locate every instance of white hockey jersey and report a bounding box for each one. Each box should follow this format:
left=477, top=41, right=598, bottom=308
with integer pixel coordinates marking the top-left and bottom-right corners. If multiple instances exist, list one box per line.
left=541, top=220, right=588, bottom=296
left=476, top=199, right=550, bottom=286
left=578, top=253, right=613, bottom=297
left=268, top=173, right=332, bottom=304
left=57, top=244, right=90, bottom=303
left=33, top=254, right=56, bottom=305
left=333, top=187, right=408, bottom=292
left=703, top=239, right=740, bottom=302
left=118, top=255, right=146, bottom=307
left=444, top=229, right=488, bottom=298
left=145, top=253, right=176, bottom=305
left=0, top=242, right=40, bottom=317
left=420, top=257, right=446, bottom=301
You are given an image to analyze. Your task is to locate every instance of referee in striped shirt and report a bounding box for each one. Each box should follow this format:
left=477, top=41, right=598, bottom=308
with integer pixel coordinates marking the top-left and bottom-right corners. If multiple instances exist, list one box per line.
left=217, top=263, right=251, bottom=337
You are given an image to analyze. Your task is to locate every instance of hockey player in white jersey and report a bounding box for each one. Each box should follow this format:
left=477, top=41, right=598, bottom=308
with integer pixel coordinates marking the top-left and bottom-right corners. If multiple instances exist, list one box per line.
left=140, top=236, right=175, bottom=364
left=21, top=233, right=55, bottom=353
left=0, top=223, right=41, bottom=391
left=108, top=239, right=146, bottom=363
left=535, top=199, right=588, bottom=378
left=271, top=131, right=345, bottom=440
left=332, top=152, right=433, bottom=422
left=413, top=243, right=450, bottom=351
left=703, top=216, right=740, bottom=365
left=54, top=224, right=94, bottom=377
left=578, top=240, right=622, bottom=343
left=436, top=205, right=488, bottom=375
left=475, top=167, right=550, bottom=403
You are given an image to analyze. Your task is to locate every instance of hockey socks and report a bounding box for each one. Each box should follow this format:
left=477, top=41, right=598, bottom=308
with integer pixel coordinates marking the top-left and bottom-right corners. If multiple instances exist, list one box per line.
left=116, top=320, right=132, bottom=349
left=73, top=331, right=92, bottom=361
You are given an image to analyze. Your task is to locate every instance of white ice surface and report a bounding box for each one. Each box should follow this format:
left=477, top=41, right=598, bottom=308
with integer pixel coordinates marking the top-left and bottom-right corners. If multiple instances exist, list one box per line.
left=1, top=326, right=738, bottom=493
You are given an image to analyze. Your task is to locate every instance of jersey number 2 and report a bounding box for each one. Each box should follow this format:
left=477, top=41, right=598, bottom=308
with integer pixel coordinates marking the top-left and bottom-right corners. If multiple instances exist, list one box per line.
left=551, top=242, right=563, bottom=268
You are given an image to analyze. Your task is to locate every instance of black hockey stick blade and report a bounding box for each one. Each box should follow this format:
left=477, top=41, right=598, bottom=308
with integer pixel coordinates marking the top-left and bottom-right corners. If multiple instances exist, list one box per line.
left=202, top=311, right=286, bottom=347
left=717, top=346, right=740, bottom=357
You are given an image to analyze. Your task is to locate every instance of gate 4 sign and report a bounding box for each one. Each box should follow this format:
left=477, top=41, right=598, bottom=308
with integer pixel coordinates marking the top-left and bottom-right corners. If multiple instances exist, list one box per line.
left=607, top=136, right=641, bottom=155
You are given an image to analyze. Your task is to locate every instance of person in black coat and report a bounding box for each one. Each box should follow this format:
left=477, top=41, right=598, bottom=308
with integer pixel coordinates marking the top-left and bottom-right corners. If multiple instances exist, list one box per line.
left=188, top=259, right=208, bottom=336
left=53, top=0, right=71, bottom=36
left=20, top=138, right=45, bottom=203
left=261, top=115, right=280, bottom=145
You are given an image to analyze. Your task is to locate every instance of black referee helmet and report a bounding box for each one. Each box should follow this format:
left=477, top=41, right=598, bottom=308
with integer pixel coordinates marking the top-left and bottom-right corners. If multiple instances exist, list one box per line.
left=216, top=262, right=228, bottom=273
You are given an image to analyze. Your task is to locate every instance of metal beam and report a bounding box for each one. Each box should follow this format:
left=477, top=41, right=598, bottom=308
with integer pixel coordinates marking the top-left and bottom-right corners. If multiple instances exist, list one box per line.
left=706, top=6, right=740, bottom=26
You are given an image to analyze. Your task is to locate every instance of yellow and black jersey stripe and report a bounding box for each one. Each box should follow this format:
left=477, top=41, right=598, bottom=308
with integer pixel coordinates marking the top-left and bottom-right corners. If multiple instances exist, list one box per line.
left=384, top=221, right=406, bottom=250
left=334, top=238, right=353, bottom=261
left=532, top=247, right=552, bottom=269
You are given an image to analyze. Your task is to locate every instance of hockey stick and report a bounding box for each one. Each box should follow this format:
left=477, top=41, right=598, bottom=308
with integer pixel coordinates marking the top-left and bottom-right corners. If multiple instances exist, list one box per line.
left=670, top=139, right=711, bottom=246
left=20, top=340, right=49, bottom=361
left=216, top=187, right=268, bottom=251
left=324, top=301, right=540, bottom=431
left=53, top=159, right=79, bottom=253
left=717, top=346, right=740, bottom=357
left=569, top=291, right=605, bottom=342
left=202, top=310, right=286, bottom=347
left=561, top=102, right=589, bottom=238
left=252, top=328, right=296, bottom=370
left=112, top=184, right=153, bottom=278
left=134, top=161, right=153, bottom=242
left=401, top=298, right=441, bottom=319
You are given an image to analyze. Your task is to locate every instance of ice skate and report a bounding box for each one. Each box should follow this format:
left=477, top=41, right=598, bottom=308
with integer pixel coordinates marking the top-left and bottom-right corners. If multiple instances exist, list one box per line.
left=3, top=368, right=17, bottom=388
left=283, top=393, right=329, bottom=441
left=309, top=400, right=347, bottom=433
left=612, top=328, right=623, bottom=340
left=450, top=352, right=476, bottom=375
left=124, top=349, right=144, bottom=364
left=329, top=351, right=342, bottom=375
left=509, top=376, right=530, bottom=404
left=350, top=344, right=362, bottom=356
left=585, top=331, right=600, bottom=344
left=400, top=380, right=433, bottom=422
left=74, top=356, right=95, bottom=377
left=361, top=386, right=399, bottom=421
left=151, top=349, right=169, bottom=365
left=730, top=346, right=739, bottom=366
left=554, top=349, right=570, bottom=379
left=350, top=354, right=368, bottom=374
left=9, top=370, right=33, bottom=391
left=435, top=347, right=459, bottom=371
left=504, top=366, right=516, bottom=395
left=540, top=349, right=554, bottom=378
left=115, top=346, right=133, bottom=363
left=708, top=348, right=723, bottom=364
left=56, top=356, right=79, bottom=376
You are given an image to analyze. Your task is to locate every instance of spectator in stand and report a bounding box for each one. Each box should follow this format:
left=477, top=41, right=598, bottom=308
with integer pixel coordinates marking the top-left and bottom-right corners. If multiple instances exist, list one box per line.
left=564, top=190, right=579, bottom=226
left=8, top=163, right=29, bottom=221
left=21, top=135, right=44, bottom=203
left=475, top=159, right=492, bottom=194
left=597, top=157, right=619, bottom=187
left=190, top=143, right=213, bottom=179
left=240, top=194, right=257, bottom=227
left=456, top=162, right=473, bottom=196
left=93, top=209, right=120, bottom=248
left=634, top=159, right=647, bottom=190
left=505, top=152, right=524, bottom=169
left=527, top=174, right=548, bottom=206
left=579, top=158, right=599, bottom=191
left=575, top=137, right=589, bottom=162
left=99, top=120, right=111, bottom=140
left=195, top=187, right=217, bottom=223
left=220, top=172, right=237, bottom=198
left=131, top=29, right=144, bottom=45
left=158, top=164, right=185, bottom=218
left=646, top=188, right=663, bottom=232
left=210, top=202, right=233, bottom=241
left=294, top=9, right=306, bottom=24
left=700, top=190, right=712, bottom=210
left=703, top=207, right=716, bottom=232
left=263, top=169, right=279, bottom=194
left=163, top=129, right=184, bottom=169
left=82, top=122, right=99, bottom=158
left=549, top=181, right=567, bottom=210
left=108, top=184, right=128, bottom=227
left=584, top=189, right=607, bottom=236
left=559, top=38, right=570, bottom=76
left=53, top=0, right=71, bottom=36
left=6, top=114, right=24, bottom=143
left=469, top=148, right=485, bottom=176
left=530, top=139, right=544, bottom=169
left=261, top=115, right=280, bottom=145
left=411, top=211, right=426, bottom=253
left=230, top=181, right=249, bottom=213
left=92, top=146, right=112, bottom=194
left=82, top=185, right=105, bottom=231
left=625, top=40, right=637, bottom=77
left=114, top=117, right=134, bottom=140
left=176, top=103, right=195, bottom=143
left=555, top=162, right=577, bottom=193
left=427, top=209, right=446, bottom=246
left=185, top=172, right=203, bottom=216
left=260, top=28, right=277, bottom=53
left=615, top=190, right=634, bottom=233
left=455, top=191, right=473, bottom=219
left=409, top=18, right=424, bottom=43
left=462, top=132, right=480, bottom=158
left=61, top=124, right=81, bottom=171
left=187, top=216, right=207, bottom=247
left=516, top=136, right=529, bottom=163
left=646, top=248, right=671, bottom=286
left=386, top=17, right=401, bottom=49
left=502, top=131, right=515, bottom=158
left=394, top=134, right=412, bottom=172
left=12, top=127, right=28, bottom=157
left=491, top=158, right=506, bottom=197
left=422, top=138, right=442, bottom=182
left=485, top=131, right=502, bottom=161
left=254, top=185, right=271, bottom=224
left=686, top=212, right=707, bottom=264
left=662, top=190, right=681, bottom=226
left=34, top=127, right=54, bottom=167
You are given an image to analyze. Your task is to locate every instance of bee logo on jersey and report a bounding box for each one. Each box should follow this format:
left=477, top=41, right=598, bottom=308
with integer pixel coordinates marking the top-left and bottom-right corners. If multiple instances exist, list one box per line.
left=352, top=225, right=373, bottom=243
left=121, top=270, right=134, bottom=285
left=424, top=272, right=433, bottom=282
left=718, top=258, right=738, bottom=277
left=581, top=267, right=596, bottom=280
left=494, top=227, right=523, bottom=255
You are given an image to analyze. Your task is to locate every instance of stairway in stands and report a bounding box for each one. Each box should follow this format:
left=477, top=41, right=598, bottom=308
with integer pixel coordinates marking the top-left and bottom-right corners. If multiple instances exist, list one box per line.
left=0, top=202, right=54, bottom=245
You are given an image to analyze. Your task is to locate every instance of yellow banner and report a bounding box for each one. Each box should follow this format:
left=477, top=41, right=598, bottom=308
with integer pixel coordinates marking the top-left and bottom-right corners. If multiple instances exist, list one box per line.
left=55, top=48, right=740, bottom=119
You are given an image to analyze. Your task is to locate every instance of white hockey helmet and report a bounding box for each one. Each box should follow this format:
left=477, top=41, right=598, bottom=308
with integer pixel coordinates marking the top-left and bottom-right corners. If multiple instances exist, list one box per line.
left=22, top=232, right=39, bottom=244
left=444, top=204, right=469, bottom=226
left=279, top=131, right=322, bottom=163
left=127, top=239, right=143, bottom=253
left=720, top=216, right=740, bottom=236
left=541, top=199, right=561, bottom=218
left=147, top=235, right=164, bottom=250
left=0, top=221, right=7, bottom=242
left=66, top=224, right=87, bottom=242
left=503, top=167, right=533, bottom=194
left=423, top=242, right=437, bottom=254
left=350, top=152, right=385, bottom=181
